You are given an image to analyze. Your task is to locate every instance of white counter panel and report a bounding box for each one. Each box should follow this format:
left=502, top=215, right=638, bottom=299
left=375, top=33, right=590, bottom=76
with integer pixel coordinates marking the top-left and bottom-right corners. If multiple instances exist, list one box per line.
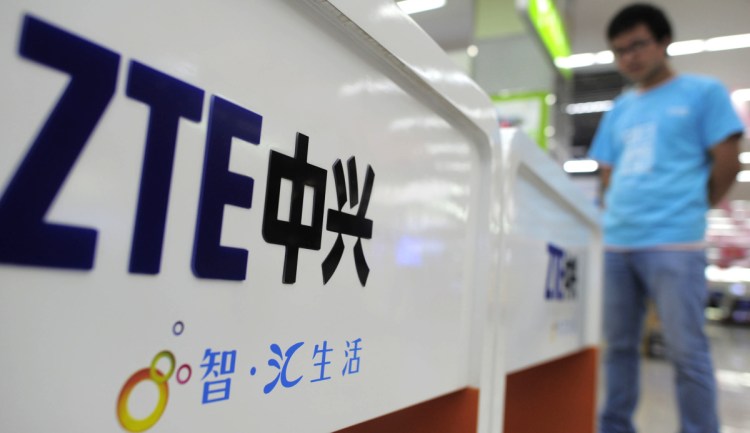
left=0, top=2, right=500, bottom=432
left=498, top=130, right=602, bottom=374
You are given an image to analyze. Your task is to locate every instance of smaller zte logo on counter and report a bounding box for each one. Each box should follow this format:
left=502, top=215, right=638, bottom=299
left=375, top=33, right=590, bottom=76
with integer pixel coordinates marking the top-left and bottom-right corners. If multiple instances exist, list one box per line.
left=545, top=243, right=577, bottom=301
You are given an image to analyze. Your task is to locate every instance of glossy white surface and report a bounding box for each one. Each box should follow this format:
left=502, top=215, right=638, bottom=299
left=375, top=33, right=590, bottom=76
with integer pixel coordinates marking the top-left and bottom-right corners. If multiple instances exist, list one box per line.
left=0, top=1, right=500, bottom=432
left=473, top=129, right=603, bottom=433
left=498, top=129, right=602, bottom=374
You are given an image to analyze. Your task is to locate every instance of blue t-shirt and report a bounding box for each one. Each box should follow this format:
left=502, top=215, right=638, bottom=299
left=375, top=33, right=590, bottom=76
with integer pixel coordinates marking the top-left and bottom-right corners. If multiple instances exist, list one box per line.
left=589, top=74, right=744, bottom=248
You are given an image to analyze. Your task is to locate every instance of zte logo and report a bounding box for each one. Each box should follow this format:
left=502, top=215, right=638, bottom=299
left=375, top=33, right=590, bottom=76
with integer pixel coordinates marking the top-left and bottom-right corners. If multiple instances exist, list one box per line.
left=544, top=243, right=577, bottom=301
left=0, top=15, right=375, bottom=286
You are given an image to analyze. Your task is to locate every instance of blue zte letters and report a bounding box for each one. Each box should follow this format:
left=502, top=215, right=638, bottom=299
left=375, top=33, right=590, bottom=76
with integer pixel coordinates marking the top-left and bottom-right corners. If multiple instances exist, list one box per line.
left=192, top=96, right=262, bottom=281
left=126, top=61, right=205, bottom=275
left=545, top=243, right=577, bottom=301
left=0, top=15, right=119, bottom=270
left=0, top=15, right=375, bottom=285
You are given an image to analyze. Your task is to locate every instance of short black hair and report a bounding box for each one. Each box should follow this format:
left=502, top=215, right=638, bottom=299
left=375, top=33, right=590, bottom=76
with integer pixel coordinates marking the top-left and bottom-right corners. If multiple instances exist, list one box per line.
left=607, top=3, right=672, bottom=42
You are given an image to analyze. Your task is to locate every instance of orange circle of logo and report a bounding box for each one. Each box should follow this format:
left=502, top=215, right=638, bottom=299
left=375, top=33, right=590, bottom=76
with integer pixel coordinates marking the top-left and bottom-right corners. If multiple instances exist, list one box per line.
left=116, top=368, right=169, bottom=432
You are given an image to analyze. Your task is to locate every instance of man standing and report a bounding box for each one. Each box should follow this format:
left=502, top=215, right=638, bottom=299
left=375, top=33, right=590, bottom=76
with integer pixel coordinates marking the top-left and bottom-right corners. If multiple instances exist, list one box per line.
left=588, top=3, right=744, bottom=433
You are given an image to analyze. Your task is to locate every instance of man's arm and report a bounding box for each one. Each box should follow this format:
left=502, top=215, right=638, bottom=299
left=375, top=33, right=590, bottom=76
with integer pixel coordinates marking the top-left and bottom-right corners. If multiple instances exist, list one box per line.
left=708, top=133, right=742, bottom=207
left=598, top=164, right=612, bottom=208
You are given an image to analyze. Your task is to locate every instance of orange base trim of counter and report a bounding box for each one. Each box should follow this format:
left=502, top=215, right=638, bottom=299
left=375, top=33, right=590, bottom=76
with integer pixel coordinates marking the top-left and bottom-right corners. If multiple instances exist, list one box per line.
left=336, top=347, right=598, bottom=433
left=503, top=347, right=599, bottom=433
left=335, top=388, right=480, bottom=433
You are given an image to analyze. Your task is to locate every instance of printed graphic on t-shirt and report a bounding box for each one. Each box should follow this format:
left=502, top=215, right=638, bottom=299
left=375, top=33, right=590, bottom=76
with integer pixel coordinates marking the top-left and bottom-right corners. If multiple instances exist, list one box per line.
left=618, top=122, right=655, bottom=175
left=667, top=105, right=690, bottom=117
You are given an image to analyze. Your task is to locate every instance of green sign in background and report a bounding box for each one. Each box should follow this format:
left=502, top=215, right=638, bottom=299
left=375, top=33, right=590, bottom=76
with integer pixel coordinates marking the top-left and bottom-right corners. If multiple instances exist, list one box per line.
left=526, top=0, right=572, bottom=78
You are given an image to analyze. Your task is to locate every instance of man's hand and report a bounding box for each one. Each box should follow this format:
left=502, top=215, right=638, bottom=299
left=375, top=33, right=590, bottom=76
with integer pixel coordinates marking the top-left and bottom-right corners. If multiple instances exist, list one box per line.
left=598, top=164, right=612, bottom=208
left=708, top=134, right=742, bottom=206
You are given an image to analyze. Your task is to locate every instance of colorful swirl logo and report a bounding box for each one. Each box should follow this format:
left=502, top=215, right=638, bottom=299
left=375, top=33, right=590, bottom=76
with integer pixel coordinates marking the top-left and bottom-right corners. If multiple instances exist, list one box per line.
left=116, top=322, right=191, bottom=432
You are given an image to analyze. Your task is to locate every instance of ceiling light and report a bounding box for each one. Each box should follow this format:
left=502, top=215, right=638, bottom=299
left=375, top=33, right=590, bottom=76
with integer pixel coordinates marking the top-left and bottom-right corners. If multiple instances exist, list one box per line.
left=396, top=0, right=446, bottom=14
left=737, top=170, right=750, bottom=182
left=466, top=45, right=479, bottom=58
left=594, top=50, right=614, bottom=64
left=561, top=32, right=750, bottom=69
left=740, top=152, right=750, bottom=164
left=555, top=53, right=595, bottom=69
left=667, top=39, right=706, bottom=56
left=563, top=159, right=599, bottom=173
left=565, top=100, right=613, bottom=115
left=706, top=34, right=750, bottom=51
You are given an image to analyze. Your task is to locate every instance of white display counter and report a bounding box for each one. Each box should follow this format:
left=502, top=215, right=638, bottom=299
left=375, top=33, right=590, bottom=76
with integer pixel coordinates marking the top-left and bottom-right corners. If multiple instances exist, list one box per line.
left=0, top=1, right=500, bottom=432
left=500, top=129, right=602, bottom=372
left=489, top=129, right=602, bottom=433
left=0, top=1, right=601, bottom=432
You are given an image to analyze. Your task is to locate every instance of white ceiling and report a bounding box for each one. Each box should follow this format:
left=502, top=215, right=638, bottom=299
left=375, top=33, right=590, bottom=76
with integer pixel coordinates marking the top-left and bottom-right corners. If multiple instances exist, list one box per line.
left=407, top=0, right=750, bottom=54
left=407, top=0, right=750, bottom=219
left=569, top=0, right=750, bottom=54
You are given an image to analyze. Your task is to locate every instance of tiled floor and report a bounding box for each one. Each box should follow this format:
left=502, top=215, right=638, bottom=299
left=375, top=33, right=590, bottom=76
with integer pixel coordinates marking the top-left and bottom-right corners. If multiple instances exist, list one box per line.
left=599, top=323, right=750, bottom=432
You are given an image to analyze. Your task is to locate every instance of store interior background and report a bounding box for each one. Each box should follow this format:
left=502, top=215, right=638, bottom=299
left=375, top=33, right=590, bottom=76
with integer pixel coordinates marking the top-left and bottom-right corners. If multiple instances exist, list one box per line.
left=402, top=0, right=750, bottom=321
left=398, top=0, right=750, bottom=431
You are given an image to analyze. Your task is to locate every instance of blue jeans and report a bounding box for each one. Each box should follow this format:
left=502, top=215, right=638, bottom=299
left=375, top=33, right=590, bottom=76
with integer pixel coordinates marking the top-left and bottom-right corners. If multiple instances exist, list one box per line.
left=599, top=250, right=718, bottom=433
